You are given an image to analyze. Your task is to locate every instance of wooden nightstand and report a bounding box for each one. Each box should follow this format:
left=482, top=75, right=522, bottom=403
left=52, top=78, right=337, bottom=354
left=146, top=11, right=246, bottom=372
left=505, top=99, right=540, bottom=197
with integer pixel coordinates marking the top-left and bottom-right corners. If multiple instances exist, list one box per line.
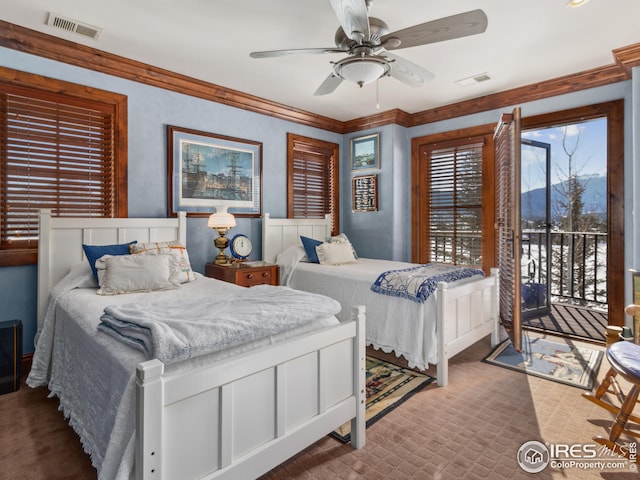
left=204, top=262, right=280, bottom=287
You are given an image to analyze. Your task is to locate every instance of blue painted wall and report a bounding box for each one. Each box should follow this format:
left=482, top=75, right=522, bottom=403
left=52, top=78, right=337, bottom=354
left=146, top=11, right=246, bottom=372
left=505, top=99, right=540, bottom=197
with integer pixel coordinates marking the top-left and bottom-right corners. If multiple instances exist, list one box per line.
left=1, top=46, right=639, bottom=354
left=0, top=47, right=343, bottom=353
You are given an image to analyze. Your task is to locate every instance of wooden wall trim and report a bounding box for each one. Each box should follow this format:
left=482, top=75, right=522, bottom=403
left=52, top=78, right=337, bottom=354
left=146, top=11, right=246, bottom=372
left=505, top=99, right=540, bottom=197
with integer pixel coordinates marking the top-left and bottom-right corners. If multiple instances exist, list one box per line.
left=1, top=20, right=638, bottom=133
left=408, top=64, right=628, bottom=127
left=0, top=20, right=345, bottom=133
left=343, top=108, right=412, bottom=133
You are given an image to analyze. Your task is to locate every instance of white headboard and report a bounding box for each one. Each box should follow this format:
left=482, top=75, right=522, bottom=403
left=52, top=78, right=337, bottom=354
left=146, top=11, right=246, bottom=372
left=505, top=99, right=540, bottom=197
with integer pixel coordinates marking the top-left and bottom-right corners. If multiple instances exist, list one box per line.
left=37, top=209, right=187, bottom=332
left=262, top=213, right=332, bottom=263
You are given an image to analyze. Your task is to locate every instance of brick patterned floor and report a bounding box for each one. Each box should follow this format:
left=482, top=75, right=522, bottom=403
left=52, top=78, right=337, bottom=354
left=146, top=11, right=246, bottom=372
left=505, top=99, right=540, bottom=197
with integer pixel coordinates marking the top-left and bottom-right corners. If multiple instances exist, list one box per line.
left=3, top=332, right=635, bottom=479
left=262, top=333, right=637, bottom=480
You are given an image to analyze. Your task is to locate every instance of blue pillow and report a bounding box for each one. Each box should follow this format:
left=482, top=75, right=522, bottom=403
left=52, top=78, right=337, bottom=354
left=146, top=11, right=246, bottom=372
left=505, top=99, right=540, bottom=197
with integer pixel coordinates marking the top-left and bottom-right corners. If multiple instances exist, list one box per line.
left=83, top=241, right=137, bottom=284
left=300, top=236, right=323, bottom=264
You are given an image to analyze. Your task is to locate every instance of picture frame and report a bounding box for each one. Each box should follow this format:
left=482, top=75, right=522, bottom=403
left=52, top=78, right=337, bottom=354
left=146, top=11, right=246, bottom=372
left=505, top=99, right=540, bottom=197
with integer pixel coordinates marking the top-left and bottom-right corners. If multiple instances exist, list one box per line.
left=167, top=125, right=262, bottom=217
left=352, top=174, right=378, bottom=212
left=350, top=133, right=380, bottom=171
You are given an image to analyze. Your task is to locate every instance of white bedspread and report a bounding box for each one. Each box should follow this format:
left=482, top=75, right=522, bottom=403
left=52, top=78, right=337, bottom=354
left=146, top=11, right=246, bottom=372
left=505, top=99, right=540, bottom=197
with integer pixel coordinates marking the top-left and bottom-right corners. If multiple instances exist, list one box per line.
left=278, top=247, right=482, bottom=371
left=99, top=285, right=340, bottom=363
left=27, top=263, right=339, bottom=480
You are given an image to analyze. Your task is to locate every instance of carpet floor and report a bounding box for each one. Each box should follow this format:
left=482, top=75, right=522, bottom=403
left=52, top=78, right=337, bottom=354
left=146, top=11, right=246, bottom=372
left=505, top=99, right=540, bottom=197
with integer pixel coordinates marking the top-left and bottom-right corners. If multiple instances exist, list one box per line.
left=331, top=356, right=433, bottom=442
left=1, top=333, right=634, bottom=480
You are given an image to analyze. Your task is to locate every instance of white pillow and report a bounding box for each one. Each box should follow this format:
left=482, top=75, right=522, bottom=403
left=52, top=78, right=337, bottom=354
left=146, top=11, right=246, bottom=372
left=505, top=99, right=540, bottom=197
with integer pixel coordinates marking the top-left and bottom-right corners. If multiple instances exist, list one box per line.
left=130, top=241, right=196, bottom=283
left=327, top=232, right=358, bottom=259
left=316, top=241, right=357, bottom=266
left=95, top=254, right=180, bottom=295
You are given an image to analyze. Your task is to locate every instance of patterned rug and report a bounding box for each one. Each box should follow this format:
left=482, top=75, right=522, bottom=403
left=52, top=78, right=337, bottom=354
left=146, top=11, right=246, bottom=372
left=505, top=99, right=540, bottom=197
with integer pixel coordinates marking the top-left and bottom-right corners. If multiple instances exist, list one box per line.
left=331, top=356, right=434, bottom=442
left=483, top=335, right=603, bottom=390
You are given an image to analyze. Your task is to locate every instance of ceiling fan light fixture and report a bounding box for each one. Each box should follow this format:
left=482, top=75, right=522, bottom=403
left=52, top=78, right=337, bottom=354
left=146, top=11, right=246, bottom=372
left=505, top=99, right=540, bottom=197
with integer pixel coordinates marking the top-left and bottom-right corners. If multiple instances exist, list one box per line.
left=566, top=0, right=589, bottom=8
left=333, top=56, right=390, bottom=87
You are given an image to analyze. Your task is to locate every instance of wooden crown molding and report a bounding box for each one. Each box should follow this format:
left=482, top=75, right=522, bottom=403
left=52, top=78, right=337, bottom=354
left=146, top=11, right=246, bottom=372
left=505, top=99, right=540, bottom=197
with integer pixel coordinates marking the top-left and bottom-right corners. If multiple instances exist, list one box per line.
left=1, top=20, right=638, bottom=133
left=0, top=20, right=345, bottom=133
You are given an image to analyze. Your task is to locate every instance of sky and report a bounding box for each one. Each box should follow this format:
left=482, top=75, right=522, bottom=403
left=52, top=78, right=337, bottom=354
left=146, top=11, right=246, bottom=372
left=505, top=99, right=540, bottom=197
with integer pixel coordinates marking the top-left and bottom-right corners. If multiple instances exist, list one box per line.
left=521, top=117, right=607, bottom=192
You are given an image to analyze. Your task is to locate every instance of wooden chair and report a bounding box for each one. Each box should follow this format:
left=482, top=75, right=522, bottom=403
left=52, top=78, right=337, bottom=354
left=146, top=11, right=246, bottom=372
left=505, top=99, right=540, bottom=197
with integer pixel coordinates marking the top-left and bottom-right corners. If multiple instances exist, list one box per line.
left=583, top=340, right=640, bottom=461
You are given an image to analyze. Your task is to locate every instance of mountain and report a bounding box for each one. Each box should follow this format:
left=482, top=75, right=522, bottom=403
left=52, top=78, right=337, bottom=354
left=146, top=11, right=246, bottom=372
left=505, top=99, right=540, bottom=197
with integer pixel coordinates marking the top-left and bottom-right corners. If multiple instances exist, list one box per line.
left=521, top=174, right=607, bottom=222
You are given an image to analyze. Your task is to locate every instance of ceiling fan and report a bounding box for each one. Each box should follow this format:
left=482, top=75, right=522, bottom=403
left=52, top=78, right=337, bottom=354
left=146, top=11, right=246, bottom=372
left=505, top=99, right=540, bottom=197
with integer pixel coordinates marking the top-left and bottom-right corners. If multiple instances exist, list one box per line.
left=249, top=0, right=488, bottom=96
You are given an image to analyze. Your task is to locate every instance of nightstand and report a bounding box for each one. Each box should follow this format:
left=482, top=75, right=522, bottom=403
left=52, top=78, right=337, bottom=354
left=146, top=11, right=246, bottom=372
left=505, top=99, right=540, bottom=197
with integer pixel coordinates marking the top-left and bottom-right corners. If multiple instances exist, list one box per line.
left=204, top=262, right=280, bottom=287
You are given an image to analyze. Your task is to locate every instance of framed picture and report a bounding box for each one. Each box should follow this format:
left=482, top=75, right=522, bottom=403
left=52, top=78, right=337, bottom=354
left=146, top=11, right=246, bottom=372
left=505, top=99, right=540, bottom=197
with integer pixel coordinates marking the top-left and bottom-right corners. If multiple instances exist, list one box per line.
left=168, top=126, right=262, bottom=217
left=351, top=133, right=379, bottom=171
left=352, top=174, right=378, bottom=212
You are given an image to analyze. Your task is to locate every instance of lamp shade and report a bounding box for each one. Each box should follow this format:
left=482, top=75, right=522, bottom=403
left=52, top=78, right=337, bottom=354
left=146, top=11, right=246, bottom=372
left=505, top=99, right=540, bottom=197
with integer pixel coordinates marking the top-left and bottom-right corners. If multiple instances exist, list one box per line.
left=339, top=61, right=385, bottom=85
left=207, top=212, right=236, bottom=229
left=334, top=55, right=390, bottom=87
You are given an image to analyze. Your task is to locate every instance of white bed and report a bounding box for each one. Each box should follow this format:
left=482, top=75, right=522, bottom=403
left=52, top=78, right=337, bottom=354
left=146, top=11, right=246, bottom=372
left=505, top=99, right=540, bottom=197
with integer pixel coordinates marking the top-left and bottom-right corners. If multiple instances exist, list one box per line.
left=28, top=209, right=366, bottom=480
left=262, top=213, right=499, bottom=387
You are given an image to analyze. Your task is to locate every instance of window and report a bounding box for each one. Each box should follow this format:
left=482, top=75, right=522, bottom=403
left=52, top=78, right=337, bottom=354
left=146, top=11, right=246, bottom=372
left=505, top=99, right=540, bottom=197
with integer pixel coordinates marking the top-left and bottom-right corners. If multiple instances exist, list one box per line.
left=412, top=129, right=495, bottom=273
left=0, top=68, right=127, bottom=266
left=286, top=133, right=339, bottom=235
left=425, top=140, right=484, bottom=265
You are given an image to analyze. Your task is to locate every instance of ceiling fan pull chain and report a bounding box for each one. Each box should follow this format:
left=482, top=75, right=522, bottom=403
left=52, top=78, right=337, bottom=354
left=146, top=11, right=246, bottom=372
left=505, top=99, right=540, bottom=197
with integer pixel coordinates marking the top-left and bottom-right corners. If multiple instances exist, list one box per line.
left=376, top=78, right=381, bottom=110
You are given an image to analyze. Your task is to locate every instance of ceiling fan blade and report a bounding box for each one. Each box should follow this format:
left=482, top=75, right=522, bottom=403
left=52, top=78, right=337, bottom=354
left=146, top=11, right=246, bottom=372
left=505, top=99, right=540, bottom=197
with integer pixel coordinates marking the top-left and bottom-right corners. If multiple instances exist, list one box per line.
left=329, top=0, right=370, bottom=43
left=250, top=47, right=346, bottom=58
left=381, top=9, right=488, bottom=50
left=386, top=52, right=434, bottom=87
left=314, top=74, right=343, bottom=96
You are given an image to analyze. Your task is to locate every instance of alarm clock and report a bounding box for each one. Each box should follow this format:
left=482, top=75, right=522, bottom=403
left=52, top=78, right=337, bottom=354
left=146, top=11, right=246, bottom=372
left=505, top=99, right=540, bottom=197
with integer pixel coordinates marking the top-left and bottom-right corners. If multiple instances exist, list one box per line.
left=230, top=233, right=253, bottom=260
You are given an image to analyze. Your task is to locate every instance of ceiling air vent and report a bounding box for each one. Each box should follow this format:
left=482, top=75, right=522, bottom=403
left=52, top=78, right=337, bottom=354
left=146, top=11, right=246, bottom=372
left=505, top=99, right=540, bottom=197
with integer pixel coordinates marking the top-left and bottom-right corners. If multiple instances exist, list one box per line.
left=46, top=12, right=102, bottom=40
left=455, top=73, right=492, bottom=87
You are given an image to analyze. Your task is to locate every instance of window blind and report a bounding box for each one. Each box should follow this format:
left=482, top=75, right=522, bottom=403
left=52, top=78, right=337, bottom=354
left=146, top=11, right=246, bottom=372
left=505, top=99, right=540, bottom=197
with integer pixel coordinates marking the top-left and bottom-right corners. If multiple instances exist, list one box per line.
left=1, top=90, right=115, bottom=249
left=287, top=134, right=338, bottom=234
left=426, top=141, right=484, bottom=266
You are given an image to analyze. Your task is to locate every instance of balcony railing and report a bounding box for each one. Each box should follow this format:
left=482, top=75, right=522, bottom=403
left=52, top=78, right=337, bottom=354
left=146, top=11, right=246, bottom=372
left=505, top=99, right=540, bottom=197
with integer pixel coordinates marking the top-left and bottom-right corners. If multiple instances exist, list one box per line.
left=522, top=230, right=608, bottom=307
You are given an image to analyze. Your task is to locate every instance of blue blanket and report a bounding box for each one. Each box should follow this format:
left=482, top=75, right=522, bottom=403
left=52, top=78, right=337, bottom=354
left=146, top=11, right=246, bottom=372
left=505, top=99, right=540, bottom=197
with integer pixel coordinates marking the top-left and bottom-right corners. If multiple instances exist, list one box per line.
left=371, top=263, right=484, bottom=304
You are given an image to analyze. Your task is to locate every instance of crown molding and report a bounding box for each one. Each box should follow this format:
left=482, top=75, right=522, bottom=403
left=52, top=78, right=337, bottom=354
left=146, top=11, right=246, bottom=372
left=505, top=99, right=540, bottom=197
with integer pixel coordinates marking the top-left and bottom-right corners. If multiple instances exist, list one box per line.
left=1, top=20, right=638, bottom=134
left=0, top=20, right=345, bottom=133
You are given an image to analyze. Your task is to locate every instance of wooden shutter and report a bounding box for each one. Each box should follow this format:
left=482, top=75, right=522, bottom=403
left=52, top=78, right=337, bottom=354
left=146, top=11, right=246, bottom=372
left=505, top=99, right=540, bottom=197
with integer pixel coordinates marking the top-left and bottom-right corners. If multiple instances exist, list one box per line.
left=424, top=139, right=484, bottom=266
left=1, top=87, right=116, bottom=250
left=494, top=108, right=522, bottom=351
left=287, top=134, right=339, bottom=234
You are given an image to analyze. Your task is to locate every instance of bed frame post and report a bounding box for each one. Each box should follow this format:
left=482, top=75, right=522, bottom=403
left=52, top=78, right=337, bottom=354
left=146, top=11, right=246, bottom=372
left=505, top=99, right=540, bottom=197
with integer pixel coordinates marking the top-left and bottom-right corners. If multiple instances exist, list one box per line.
left=136, top=359, right=165, bottom=480
left=350, top=305, right=366, bottom=449
left=436, top=282, right=449, bottom=387
left=176, top=211, right=187, bottom=245
left=36, top=209, right=53, bottom=335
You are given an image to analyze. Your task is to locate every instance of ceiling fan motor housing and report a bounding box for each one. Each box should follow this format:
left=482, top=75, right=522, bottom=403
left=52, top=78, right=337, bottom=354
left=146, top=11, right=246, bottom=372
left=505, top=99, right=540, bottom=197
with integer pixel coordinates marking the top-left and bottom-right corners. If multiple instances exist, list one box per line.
left=334, top=17, right=390, bottom=50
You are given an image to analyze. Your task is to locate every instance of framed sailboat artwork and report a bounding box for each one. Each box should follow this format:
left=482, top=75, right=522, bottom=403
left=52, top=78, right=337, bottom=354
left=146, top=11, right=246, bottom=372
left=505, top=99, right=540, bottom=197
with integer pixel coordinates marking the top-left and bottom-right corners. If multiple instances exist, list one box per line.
left=167, top=125, right=262, bottom=217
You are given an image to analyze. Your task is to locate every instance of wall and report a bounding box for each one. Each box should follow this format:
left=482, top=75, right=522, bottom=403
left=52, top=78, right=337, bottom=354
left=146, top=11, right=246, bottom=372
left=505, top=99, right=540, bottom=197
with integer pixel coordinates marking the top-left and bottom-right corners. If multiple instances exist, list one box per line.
left=340, top=124, right=411, bottom=261
left=1, top=46, right=638, bottom=354
left=0, top=47, right=342, bottom=353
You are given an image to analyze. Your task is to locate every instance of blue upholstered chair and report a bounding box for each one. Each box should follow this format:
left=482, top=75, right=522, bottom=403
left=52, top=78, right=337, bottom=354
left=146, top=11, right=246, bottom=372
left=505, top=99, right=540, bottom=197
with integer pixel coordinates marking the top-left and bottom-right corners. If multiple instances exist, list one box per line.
left=584, top=340, right=640, bottom=461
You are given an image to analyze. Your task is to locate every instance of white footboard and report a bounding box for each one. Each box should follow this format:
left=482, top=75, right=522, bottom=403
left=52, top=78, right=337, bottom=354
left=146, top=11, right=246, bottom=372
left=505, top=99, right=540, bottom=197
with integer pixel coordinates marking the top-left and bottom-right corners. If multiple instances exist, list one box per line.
left=436, top=268, right=499, bottom=387
left=136, top=306, right=366, bottom=480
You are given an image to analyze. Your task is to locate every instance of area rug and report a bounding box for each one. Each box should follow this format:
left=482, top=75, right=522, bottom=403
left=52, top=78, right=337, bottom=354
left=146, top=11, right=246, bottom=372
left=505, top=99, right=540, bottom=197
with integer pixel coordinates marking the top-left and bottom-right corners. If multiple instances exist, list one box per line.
left=331, top=356, right=434, bottom=442
left=483, top=335, right=603, bottom=390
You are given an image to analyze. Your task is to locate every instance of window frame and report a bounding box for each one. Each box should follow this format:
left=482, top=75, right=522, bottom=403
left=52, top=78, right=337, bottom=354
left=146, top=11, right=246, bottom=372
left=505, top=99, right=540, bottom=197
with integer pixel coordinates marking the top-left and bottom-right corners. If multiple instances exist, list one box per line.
left=412, top=127, right=496, bottom=274
left=0, top=66, right=128, bottom=266
left=286, top=133, right=339, bottom=235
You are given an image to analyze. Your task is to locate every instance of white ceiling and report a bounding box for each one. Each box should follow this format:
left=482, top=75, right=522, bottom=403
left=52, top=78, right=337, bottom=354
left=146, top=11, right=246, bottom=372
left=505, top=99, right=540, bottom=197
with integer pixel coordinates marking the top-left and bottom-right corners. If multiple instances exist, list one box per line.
left=3, top=0, right=640, bottom=122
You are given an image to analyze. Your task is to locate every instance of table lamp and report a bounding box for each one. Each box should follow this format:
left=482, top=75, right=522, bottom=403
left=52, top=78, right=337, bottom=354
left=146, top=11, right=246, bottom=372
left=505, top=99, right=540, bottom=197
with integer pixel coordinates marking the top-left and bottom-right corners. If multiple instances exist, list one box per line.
left=208, top=208, right=236, bottom=264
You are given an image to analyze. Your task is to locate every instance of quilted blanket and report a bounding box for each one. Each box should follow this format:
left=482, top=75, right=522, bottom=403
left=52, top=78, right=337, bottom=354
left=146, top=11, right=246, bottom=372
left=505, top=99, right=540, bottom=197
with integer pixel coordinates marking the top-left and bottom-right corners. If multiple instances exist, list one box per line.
left=99, top=284, right=341, bottom=363
left=371, top=263, right=484, bottom=304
